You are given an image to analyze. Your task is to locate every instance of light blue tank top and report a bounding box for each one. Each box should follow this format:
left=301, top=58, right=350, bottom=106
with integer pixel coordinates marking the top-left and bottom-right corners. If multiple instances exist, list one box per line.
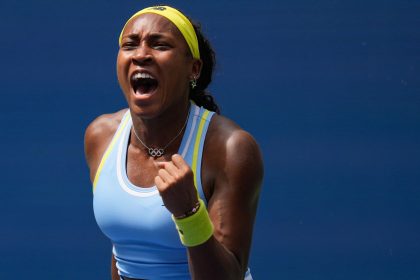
left=93, top=103, right=215, bottom=279
left=93, top=102, right=253, bottom=280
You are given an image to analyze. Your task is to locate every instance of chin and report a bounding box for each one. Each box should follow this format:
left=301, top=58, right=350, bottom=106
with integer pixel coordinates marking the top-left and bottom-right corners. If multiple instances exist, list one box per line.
left=128, top=98, right=165, bottom=120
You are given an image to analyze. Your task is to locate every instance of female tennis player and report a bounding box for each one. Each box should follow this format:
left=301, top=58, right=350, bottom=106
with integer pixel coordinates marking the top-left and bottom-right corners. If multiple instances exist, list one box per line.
left=84, top=5, right=263, bottom=280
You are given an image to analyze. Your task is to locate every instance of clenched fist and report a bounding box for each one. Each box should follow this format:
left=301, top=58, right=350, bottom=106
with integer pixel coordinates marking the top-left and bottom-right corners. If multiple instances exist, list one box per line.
left=155, top=154, right=199, bottom=217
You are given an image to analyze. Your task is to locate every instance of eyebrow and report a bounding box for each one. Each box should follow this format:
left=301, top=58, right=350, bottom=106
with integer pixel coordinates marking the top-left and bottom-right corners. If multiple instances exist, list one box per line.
left=148, top=33, right=166, bottom=40
left=122, top=32, right=172, bottom=41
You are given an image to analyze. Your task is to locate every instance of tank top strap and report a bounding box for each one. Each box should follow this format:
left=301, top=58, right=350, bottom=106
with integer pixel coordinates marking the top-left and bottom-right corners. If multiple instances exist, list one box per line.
left=190, top=106, right=215, bottom=206
left=92, top=110, right=131, bottom=193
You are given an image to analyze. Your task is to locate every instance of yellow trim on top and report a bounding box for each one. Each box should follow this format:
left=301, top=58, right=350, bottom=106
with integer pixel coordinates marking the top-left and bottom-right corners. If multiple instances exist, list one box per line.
left=191, top=110, right=210, bottom=189
left=93, top=113, right=130, bottom=193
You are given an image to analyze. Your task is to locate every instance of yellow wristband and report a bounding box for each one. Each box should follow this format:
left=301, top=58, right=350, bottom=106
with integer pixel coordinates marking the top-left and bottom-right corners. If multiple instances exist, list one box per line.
left=172, top=199, right=214, bottom=247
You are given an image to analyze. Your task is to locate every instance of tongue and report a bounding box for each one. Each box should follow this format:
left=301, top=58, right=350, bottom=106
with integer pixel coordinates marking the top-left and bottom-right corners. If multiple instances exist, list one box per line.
left=136, top=79, right=158, bottom=95
left=137, top=84, right=152, bottom=94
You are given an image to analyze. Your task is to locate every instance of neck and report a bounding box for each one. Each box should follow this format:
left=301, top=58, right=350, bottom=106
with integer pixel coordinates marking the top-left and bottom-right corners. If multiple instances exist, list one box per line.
left=130, top=99, right=191, bottom=153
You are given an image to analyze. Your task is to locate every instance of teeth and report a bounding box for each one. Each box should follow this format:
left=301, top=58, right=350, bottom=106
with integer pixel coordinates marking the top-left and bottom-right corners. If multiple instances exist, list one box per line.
left=133, top=72, right=155, bottom=80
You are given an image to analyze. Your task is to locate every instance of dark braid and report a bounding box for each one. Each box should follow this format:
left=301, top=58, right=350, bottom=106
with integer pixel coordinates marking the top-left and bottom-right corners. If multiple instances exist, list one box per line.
left=189, top=21, right=220, bottom=114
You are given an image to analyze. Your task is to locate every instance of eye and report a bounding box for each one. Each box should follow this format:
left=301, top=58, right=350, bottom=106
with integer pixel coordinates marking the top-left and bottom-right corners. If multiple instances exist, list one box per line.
left=152, top=41, right=171, bottom=50
left=121, top=41, right=138, bottom=50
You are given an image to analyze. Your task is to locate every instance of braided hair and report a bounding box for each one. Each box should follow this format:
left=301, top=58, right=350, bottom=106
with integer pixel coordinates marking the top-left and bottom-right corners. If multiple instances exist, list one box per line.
left=189, top=21, right=220, bottom=114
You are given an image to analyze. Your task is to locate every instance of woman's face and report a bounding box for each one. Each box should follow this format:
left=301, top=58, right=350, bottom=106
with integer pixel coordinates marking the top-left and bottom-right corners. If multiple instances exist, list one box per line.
left=117, top=13, right=201, bottom=119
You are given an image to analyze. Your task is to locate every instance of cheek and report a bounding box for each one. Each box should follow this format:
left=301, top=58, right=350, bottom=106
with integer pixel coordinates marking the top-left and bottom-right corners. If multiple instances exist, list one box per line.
left=160, top=54, right=192, bottom=81
left=116, top=52, right=130, bottom=91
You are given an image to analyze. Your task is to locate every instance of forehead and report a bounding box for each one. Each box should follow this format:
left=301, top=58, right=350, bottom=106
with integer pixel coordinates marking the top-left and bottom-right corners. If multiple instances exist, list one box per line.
left=122, top=13, right=182, bottom=39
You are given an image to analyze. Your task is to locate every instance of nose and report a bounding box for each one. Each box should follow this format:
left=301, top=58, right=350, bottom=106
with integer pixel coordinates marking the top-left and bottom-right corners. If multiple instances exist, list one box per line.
left=132, top=44, right=153, bottom=65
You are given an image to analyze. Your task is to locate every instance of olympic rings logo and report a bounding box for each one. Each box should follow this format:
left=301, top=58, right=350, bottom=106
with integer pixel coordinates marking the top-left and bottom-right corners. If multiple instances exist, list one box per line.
left=148, top=148, right=164, bottom=157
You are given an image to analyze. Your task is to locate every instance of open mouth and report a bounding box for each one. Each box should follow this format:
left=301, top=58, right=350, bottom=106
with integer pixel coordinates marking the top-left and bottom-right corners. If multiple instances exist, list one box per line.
left=130, top=72, right=158, bottom=95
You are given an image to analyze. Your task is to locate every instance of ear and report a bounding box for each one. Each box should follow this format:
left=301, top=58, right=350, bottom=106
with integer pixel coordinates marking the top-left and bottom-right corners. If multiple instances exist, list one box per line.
left=190, top=58, right=203, bottom=79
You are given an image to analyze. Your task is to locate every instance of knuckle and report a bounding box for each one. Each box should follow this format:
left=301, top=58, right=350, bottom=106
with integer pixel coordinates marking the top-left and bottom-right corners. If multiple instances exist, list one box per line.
left=173, top=173, right=181, bottom=181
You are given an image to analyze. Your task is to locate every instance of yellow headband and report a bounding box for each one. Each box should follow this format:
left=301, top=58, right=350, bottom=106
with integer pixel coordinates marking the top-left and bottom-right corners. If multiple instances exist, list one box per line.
left=119, top=6, right=200, bottom=59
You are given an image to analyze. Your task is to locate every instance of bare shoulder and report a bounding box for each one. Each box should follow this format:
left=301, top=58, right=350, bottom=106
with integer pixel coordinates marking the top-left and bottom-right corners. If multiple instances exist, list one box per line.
left=84, top=109, right=128, bottom=182
left=204, top=114, right=264, bottom=195
left=84, top=109, right=128, bottom=144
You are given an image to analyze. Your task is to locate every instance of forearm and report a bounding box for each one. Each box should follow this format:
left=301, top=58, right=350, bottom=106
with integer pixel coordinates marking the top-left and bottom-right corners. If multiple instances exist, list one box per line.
left=187, top=236, right=243, bottom=280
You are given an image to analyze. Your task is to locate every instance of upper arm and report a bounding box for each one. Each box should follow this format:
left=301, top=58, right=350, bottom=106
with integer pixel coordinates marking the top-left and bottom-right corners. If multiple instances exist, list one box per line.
left=84, top=118, right=104, bottom=183
left=205, top=125, right=264, bottom=274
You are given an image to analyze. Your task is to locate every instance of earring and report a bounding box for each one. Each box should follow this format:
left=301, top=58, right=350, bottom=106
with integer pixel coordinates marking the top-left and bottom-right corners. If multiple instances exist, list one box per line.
left=190, top=77, right=197, bottom=89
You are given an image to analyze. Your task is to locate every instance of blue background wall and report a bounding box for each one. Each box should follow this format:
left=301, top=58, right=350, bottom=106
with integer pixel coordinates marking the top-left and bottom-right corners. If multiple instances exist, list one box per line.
left=1, top=0, right=419, bottom=279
